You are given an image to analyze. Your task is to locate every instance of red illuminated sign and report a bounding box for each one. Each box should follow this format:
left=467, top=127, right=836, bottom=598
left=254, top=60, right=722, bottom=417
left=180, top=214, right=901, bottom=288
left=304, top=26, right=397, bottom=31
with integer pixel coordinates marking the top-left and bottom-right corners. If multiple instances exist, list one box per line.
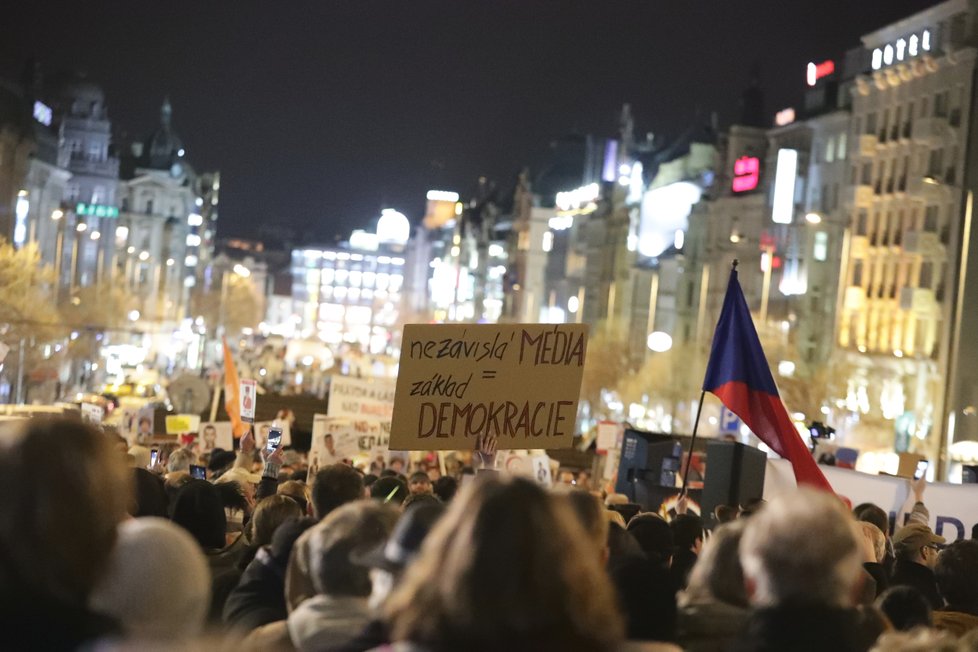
left=806, top=60, right=835, bottom=86
left=732, top=156, right=760, bottom=193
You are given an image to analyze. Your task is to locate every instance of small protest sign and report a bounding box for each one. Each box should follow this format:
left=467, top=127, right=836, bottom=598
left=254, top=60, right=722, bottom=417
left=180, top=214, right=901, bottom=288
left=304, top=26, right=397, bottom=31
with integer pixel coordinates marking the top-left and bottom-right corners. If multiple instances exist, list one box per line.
left=165, top=414, right=200, bottom=435
left=328, top=376, right=396, bottom=421
left=81, top=403, right=104, bottom=424
left=390, top=323, right=588, bottom=451
left=198, top=422, right=234, bottom=454
left=239, top=379, right=257, bottom=423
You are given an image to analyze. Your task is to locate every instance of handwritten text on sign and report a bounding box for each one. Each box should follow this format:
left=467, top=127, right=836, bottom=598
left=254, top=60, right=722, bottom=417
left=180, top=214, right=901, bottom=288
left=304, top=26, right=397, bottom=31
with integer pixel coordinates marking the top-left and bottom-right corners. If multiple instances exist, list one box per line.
left=328, top=376, right=396, bottom=421
left=390, top=323, right=589, bottom=451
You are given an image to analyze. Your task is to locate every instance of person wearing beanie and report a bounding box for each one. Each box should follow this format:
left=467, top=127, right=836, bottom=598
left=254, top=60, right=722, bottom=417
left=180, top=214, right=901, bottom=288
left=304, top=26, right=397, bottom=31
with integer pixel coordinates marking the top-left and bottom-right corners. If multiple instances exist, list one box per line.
left=89, top=518, right=210, bottom=642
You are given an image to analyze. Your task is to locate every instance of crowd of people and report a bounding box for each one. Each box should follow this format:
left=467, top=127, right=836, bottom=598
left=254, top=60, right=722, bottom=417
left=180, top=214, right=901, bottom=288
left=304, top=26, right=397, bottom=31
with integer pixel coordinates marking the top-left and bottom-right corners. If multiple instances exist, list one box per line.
left=2, top=416, right=978, bottom=651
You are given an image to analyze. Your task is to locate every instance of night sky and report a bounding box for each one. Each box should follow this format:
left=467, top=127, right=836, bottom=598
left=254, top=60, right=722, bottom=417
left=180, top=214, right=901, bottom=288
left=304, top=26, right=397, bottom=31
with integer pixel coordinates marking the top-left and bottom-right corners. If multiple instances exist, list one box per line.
left=1, top=1, right=937, bottom=242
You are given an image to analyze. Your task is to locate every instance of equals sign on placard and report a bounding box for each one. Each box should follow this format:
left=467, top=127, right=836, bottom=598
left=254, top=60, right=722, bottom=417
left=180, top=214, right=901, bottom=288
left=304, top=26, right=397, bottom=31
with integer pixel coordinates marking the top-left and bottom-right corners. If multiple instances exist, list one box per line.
left=481, top=370, right=497, bottom=380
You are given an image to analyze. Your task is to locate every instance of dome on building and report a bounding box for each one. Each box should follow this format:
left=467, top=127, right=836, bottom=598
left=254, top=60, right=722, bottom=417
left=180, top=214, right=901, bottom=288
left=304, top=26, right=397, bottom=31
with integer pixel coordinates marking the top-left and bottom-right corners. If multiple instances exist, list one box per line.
left=141, top=97, right=185, bottom=170
left=376, top=209, right=410, bottom=244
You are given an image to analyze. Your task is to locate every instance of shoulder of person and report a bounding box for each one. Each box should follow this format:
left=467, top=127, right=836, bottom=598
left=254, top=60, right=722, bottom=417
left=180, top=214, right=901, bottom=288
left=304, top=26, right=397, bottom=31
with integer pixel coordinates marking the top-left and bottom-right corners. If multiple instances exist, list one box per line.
left=619, top=642, right=684, bottom=652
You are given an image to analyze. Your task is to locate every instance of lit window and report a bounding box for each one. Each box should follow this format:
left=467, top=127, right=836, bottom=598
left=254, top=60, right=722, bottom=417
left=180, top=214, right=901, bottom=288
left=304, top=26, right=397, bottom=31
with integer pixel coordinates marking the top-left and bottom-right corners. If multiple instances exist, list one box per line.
left=188, top=213, right=203, bottom=226
left=837, top=133, right=847, bottom=160
left=349, top=271, right=362, bottom=287
left=872, top=48, right=883, bottom=70
left=335, top=269, right=348, bottom=284
left=362, top=271, right=375, bottom=287
left=376, top=273, right=390, bottom=290
left=390, top=274, right=403, bottom=291
left=814, top=232, right=828, bottom=262
left=542, top=231, right=554, bottom=252
left=322, top=268, right=334, bottom=284
left=825, top=136, right=835, bottom=163
left=186, top=234, right=201, bottom=247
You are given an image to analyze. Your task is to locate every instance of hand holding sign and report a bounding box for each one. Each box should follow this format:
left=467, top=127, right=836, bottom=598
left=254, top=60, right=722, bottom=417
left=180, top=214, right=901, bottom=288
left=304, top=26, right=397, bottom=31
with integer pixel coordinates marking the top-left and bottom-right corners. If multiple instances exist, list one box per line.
left=240, top=428, right=255, bottom=454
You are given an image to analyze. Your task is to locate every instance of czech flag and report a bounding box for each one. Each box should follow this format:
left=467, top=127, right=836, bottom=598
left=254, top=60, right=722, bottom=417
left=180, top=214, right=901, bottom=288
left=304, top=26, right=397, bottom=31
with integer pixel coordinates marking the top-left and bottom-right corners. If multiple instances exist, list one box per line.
left=223, top=337, right=250, bottom=439
left=702, top=267, right=832, bottom=491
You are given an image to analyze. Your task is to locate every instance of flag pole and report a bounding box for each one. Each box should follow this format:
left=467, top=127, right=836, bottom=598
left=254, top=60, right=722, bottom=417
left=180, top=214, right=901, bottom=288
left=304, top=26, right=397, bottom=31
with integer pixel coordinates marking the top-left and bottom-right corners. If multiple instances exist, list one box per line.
left=680, top=259, right=739, bottom=495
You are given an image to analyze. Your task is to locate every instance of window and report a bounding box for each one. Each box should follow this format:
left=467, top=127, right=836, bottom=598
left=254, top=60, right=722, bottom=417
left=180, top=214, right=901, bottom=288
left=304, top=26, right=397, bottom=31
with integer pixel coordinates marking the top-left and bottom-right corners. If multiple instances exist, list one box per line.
left=935, top=90, right=949, bottom=118
left=825, top=136, right=835, bottom=163
left=88, top=142, right=102, bottom=161
left=919, top=261, right=933, bottom=288
left=814, top=231, right=828, bottom=261
left=866, top=113, right=878, bottom=135
left=924, top=205, right=939, bottom=232
left=853, top=260, right=864, bottom=286
left=856, top=209, right=869, bottom=235
left=145, top=199, right=154, bottom=215
left=921, top=97, right=929, bottom=118
left=862, top=163, right=872, bottom=185
left=837, top=133, right=847, bottom=160
left=928, top=149, right=944, bottom=177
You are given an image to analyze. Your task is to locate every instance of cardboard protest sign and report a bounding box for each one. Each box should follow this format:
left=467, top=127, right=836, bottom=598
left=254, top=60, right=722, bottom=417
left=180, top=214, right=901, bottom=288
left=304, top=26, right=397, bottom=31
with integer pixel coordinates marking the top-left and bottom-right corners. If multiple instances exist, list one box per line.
left=197, top=421, right=234, bottom=454
left=311, top=414, right=389, bottom=461
left=390, top=323, right=588, bottom=451
left=763, top=459, right=978, bottom=542
left=328, top=376, right=396, bottom=420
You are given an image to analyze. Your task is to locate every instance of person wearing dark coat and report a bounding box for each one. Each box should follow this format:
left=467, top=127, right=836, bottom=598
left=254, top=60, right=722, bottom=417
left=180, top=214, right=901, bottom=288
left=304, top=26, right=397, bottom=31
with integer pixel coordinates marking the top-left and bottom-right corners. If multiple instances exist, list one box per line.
left=889, top=522, right=945, bottom=610
left=223, top=517, right=317, bottom=632
left=732, top=488, right=879, bottom=652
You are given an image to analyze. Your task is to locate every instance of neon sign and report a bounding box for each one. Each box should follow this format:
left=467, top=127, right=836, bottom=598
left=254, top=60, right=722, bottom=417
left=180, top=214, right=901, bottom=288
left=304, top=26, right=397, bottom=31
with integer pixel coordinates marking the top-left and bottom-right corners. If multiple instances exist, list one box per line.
left=806, top=60, right=835, bottom=86
left=75, top=202, right=119, bottom=218
left=732, top=156, right=760, bottom=193
left=872, top=29, right=931, bottom=70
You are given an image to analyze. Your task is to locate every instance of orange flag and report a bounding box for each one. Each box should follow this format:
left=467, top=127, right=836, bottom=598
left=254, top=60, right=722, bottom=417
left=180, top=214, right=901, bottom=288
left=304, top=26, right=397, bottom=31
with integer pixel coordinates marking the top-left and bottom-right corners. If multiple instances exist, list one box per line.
left=223, top=337, right=250, bottom=438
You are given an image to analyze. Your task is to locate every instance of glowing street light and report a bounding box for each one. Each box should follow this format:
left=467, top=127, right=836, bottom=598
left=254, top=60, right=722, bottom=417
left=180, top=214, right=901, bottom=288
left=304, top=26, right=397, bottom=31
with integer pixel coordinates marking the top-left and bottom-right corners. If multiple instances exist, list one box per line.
left=232, top=264, right=251, bottom=277
left=647, top=331, right=673, bottom=352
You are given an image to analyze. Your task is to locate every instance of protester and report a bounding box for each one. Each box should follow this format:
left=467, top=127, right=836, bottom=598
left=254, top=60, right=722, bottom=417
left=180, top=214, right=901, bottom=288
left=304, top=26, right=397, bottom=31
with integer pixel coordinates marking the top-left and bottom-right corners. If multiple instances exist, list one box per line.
left=670, top=512, right=704, bottom=591
left=313, top=463, right=367, bottom=519
left=286, top=501, right=398, bottom=651
left=859, top=521, right=889, bottom=597
left=278, top=479, right=313, bottom=515
left=933, top=539, right=978, bottom=636
left=876, top=586, right=933, bottom=631
left=431, top=475, right=458, bottom=503
left=168, top=447, right=196, bottom=474
left=170, top=478, right=248, bottom=622
left=370, top=475, right=408, bottom=506
left=407, top=470, right=433, bottom=495
left=0, top=418, right=131, bottom=651
left=224, top=517, right=317, bottom=633
left=732, top=487, right=880, bottom=652
left=89, top=517, right=210, bottom=642
left=677, top=520, right=750, bottom=652
left=854, top=502, right=894, bottom=574
left=380, top=475, right=624, bottom=652
left=243, top=494, right=304, bottom=567
left=891, top=522, right=945, bottom=609
left=615, top=512, right=678, bottom=642
left=131, top=466, right=169, bottom=517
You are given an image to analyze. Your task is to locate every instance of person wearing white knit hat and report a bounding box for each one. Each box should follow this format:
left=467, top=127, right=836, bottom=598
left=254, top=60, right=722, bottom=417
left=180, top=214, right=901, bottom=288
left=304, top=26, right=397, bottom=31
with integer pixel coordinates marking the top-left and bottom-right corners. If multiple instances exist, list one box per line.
left=89, top=517, right=210, bottom=642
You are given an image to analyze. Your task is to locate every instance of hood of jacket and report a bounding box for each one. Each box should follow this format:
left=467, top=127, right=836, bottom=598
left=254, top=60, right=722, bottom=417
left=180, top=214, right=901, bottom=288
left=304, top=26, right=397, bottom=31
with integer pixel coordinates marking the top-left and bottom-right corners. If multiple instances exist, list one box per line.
left=287, top=594, right=370, bottom=652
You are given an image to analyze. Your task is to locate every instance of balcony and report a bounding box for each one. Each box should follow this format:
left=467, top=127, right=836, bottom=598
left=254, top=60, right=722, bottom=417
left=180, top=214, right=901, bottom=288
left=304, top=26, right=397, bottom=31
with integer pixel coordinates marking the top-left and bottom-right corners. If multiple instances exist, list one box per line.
left=849, top=235, right=869, bottom=258
left=856, top=134, right=878, bottom=158
left=899, top=287, right=937, bottom=313
left=912, top=116, right=953, bottom=144
left=903, top=230, right=941, bottom=256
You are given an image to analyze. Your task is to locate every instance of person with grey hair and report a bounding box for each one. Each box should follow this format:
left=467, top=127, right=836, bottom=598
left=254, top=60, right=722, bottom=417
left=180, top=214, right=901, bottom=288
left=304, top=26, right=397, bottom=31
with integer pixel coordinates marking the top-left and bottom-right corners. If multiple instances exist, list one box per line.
left=167, top=447, right=196, bottom=474
left=730, top=487, right=877, bottom=652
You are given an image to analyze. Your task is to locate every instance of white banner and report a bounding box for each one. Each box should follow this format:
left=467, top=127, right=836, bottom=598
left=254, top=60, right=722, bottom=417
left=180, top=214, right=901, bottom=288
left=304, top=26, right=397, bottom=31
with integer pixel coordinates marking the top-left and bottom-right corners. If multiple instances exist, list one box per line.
left=763, top=459, right=978, bottom=542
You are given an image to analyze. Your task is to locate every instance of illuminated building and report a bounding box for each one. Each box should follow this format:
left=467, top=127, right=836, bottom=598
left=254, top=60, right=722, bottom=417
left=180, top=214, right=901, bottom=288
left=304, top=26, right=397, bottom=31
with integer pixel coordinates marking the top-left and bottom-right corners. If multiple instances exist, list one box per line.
left=291, top=211, right=409, bottom=358
left=117, top=99, right=217, bottom=326
left=839, top=0, right=978, bottom=470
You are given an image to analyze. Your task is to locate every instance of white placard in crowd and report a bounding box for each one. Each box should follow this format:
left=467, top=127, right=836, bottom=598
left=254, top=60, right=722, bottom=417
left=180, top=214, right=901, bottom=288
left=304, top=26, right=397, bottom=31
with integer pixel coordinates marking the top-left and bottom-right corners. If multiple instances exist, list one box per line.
left=239, top=379, right=257, bottom=423
left=763, top=459, right=978, bottom=542
left=81, top=403, right=104, bottom=424
left=328, top=375, right=396, bottom=421
left=197, top=422, right=234, bottom=454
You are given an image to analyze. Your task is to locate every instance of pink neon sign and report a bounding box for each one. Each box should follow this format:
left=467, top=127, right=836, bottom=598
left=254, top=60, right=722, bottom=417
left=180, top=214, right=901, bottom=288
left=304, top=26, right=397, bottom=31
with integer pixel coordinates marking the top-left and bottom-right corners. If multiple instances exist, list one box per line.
left=732, top=156, right=760, bottom=193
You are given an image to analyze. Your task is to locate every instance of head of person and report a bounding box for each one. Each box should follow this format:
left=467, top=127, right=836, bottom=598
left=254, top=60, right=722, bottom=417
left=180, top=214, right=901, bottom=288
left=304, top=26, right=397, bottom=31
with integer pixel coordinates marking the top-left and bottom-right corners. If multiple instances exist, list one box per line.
left=0, top=418, right=130, bottom=608
left=389, top=457, right=405, bottom=473
left=671, top=513, right=705, bottom=555
left=682, top=519, right=748, bottom=608
left=714, top=504, right=738, bottom=525
left=251, top=495, right=304, bottom=548
left=323, top=433, right=335, bottom=454
left=371, top=476, right=408, bottom=506
left=131, top=468, right=168, bottom=518
left=170, top=479, right=227, bottom=550
left=408, top=471, right=432, bottom=495
left=935, top=539, right=978, bottom=609
left=893, top=522, right=945, bottom=569
left=128, top=444, right=151, bottom=469
left=138, top=416, right=152, bottom=434
left=854, top=502, right=890, bottom=538
left=627, top=513, right=674, bottom=567
left=89, top=518, right=209, bottom=640
left=401, top=492, right=442, bottom=511
left=563, top=490, right=610, bottom=564
left=859, top=521, right=887, bottom=564
left=355, top=502, right=445, bottom=609
left=384, top=475, right=623, bottom=652
left=278, top=479, right=312, bottom=515
left=739, top=487, right=863, bottom=608
left=432, top=475, right=458, bottom=503
left=167, top=448, right=195, bottom=474
left=308, top=500, right=398, bottom=598
left=875, top=585, right=933, bottom=631
left=312, top=464, right=365, bottom=519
